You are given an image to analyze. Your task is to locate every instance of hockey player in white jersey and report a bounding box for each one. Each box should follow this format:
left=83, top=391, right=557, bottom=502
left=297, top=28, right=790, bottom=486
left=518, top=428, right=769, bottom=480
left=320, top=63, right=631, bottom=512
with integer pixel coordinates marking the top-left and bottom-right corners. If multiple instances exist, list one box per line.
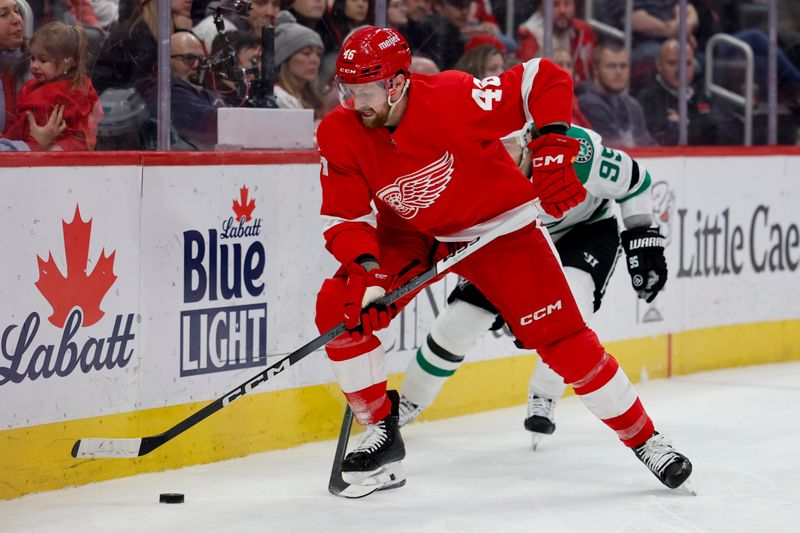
left=399, top=123, right=670, bottom=455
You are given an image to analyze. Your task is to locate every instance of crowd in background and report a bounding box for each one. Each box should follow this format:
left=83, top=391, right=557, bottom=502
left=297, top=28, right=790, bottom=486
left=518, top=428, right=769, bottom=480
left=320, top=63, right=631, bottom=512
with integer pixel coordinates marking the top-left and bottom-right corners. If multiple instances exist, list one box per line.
left=1, top=0, right=799, bottom=151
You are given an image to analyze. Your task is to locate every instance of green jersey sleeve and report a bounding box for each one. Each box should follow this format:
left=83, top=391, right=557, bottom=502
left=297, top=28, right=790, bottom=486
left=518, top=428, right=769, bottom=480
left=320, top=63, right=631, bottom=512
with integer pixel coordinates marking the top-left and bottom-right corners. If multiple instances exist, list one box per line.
left=566, top=125, right=640, bottom=201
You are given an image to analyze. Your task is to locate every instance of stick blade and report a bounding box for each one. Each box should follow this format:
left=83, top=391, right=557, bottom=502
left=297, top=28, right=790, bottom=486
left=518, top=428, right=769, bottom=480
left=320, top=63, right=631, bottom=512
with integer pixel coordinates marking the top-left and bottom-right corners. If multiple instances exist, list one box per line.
left=328, top=479, right=380, bottom=499
left=71, top=438, right=142, bottom=458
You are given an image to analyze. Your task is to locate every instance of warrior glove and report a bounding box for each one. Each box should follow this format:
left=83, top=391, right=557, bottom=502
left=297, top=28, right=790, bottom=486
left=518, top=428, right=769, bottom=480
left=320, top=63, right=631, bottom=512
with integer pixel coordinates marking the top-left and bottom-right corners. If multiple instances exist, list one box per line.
left=343, top=261, right=396, bottom=341
left=621, top=227, right=668, bottom=303
left=527, top=133, right=586, bottom=218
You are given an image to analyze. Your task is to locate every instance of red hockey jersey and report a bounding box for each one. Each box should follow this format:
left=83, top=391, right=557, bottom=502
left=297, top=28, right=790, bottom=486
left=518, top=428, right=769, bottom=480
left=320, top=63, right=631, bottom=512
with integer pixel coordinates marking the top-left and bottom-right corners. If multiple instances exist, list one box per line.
left=317, top=58, right=573, bottom=268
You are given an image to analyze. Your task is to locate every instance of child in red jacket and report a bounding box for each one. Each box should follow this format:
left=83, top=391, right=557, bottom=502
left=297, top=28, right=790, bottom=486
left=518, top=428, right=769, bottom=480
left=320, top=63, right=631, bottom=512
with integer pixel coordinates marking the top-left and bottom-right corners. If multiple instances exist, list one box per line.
left=2, top=22, right=101, bottom=151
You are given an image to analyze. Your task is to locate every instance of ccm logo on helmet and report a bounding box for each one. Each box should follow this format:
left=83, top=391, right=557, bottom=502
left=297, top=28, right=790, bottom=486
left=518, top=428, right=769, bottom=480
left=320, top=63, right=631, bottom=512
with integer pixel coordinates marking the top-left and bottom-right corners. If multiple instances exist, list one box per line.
left=520, top=300, right=562, bottom=325
left=378, top=34, right=401, bottom=50
left=531, top=154, right=564, bottom=167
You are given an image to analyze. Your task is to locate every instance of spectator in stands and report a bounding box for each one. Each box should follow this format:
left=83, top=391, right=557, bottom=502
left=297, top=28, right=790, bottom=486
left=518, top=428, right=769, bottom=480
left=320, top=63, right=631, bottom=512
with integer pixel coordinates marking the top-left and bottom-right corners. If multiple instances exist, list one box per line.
left=88, top=0, right=120, bottom=30
left=173, top=0, right=194, bottom=30
left=0, top=0, right=69, bottom=150
left=286, top=0, right=338, bottom=53
left=463, top=0, right=513, bottom=52
left=633, top=0, right=699, bottom=51
left=2, top=22, right=101, bottom=150
left=595, top=0, right=625, bottom=29
left=209, top=30, right=262, bottom=106
left=145, top=30, right=221, bottom=149
left=779, top=0, right=800, bottom=70
left=93, top=0, right=191, bottom=93
left=552, top=47, right=591, bottom=128
left=422, top=0, right=472, bottom=70
left=29, top=0, right=101, bottom=29
left=453, top=40, right=505, bottom=79
left=487, top=0, right=536, bottom=38
left=274, top=11, right=324, bottom=119
left=326, top=0, right=374, bottom=49
left=516, top=0, right=596, bottom=85
left=194, top=0, right=280, bottom=53
left=578, top=40, right=654, bottom=147
left=691, top=0, right=800, bottom=109
left=402, top=0, right=434, bottom=60
left=410, top=54, right=439, bottom=74
left=388, top=0, right=409, bottom=33
left=630, top=0, right=699, bottom=93
left=1, top=0, right=26, bottom=132
left=638, top=39, right=740, bottom=146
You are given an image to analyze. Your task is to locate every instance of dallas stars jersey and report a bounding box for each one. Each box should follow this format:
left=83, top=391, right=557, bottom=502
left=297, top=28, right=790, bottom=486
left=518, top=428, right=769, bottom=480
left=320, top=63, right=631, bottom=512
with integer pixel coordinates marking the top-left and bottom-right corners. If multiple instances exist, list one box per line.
left=535, top=125, right=652, bottom=242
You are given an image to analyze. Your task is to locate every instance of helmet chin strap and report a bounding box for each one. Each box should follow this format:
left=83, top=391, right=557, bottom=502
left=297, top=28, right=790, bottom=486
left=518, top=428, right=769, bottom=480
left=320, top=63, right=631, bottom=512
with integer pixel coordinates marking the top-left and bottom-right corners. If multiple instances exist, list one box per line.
left=386, top=79, right=410, bottom=122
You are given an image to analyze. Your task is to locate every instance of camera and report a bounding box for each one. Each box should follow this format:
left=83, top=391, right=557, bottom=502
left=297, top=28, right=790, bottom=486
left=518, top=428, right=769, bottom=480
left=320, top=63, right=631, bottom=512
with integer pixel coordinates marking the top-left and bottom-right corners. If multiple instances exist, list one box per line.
left=199, top=2, right=277, bottom=108
left=232, top=0, right=253, bottom=15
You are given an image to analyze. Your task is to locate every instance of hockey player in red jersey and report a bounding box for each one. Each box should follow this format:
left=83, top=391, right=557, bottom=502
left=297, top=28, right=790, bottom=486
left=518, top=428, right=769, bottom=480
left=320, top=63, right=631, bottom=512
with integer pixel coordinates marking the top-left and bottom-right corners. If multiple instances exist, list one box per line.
left=314, top=26, right=691, bottom=492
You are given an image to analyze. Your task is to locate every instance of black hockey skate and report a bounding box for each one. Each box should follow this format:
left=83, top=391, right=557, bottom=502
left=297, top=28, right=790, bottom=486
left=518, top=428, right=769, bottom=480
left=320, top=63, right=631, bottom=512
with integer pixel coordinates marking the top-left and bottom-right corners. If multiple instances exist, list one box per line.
left=341, top=390, right=406, bottom=490
left=523, top=394, right=556, bottom=450
left=633, top=431, right=693, bottom=489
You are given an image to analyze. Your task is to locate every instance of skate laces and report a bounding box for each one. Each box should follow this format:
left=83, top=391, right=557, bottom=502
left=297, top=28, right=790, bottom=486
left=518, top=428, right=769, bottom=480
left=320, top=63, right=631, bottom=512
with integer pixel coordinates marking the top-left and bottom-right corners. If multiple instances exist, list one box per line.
left=527, top=394, right=555, bottom=421
left=398, top=396, right=423, bottom=426
left=635, top=433, right=679, bottom=475
left=352, top=421, right=389, bottom=454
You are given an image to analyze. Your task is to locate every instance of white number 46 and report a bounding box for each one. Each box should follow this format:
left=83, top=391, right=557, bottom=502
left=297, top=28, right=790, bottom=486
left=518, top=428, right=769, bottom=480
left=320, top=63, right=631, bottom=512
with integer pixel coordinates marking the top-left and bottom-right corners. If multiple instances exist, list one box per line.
left=471, top=76, right=502, bottom=111
left=343, top=49, right=355, bottom=60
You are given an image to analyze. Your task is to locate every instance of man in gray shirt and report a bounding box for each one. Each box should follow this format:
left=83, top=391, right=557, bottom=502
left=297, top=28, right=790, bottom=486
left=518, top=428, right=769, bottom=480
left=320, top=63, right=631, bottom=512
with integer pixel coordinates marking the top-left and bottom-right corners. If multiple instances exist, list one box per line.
left=578, top=40, right=655, bottom=147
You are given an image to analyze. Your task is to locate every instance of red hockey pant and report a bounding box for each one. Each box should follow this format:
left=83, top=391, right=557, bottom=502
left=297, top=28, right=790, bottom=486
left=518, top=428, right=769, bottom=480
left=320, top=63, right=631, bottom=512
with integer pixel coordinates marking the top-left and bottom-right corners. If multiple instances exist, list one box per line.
left=315, top=222, right=654, bottom=446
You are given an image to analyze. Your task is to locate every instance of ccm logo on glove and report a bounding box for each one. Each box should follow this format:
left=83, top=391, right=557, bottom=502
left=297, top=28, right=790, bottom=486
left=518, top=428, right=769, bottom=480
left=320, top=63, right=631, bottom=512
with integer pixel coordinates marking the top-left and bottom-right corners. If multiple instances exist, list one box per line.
left=531, top=154, right=564, bottom=167
left=527, top=133, right=586, bottom=219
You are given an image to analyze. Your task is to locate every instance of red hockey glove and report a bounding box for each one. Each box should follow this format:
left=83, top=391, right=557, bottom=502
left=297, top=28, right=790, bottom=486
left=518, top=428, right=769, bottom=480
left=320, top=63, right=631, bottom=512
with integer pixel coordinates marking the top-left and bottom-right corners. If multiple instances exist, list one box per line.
left=527, top=133, right=586, bottom=218
left=343, top=263, right=396, bottom=341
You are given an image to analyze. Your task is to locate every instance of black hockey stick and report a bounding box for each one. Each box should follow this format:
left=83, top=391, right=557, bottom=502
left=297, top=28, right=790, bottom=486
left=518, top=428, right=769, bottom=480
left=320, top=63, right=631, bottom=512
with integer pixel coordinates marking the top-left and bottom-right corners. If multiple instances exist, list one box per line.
left=328, top=206, right=534, bottom=497
left=71, top=257, right=440, bottom=459
left=71, top=207, right=534, bottom=460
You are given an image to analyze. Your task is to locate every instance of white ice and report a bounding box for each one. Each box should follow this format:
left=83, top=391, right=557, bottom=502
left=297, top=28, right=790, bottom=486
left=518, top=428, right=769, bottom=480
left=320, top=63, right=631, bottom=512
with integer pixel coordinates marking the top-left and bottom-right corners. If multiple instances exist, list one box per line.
left=2, top=362, right=799, bottom=533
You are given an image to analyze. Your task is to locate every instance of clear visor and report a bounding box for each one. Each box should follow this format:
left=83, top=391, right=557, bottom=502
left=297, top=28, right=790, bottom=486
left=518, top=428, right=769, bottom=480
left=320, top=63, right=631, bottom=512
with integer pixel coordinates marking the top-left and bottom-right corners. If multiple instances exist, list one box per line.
left=336, top=79, right=390, bottom=110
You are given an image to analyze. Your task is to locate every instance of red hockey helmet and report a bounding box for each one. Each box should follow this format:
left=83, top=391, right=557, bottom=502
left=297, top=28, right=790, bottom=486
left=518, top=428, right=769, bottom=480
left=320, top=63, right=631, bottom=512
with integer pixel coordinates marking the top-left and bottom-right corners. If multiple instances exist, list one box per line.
left=335, top=26, right=411, bottom=85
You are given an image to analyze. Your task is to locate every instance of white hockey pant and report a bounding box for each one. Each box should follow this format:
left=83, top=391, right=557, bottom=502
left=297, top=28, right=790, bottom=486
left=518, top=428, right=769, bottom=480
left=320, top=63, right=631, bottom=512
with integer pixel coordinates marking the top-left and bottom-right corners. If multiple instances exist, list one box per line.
left=401, top=299, right=496, bottom=408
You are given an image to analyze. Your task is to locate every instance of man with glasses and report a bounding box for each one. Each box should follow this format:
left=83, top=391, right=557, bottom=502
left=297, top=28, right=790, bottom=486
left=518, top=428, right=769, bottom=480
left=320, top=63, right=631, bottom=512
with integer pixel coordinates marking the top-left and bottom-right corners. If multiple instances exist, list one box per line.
left=146, top=31, right=221, bottom=150
left=578, top=41, right=654, bottom=147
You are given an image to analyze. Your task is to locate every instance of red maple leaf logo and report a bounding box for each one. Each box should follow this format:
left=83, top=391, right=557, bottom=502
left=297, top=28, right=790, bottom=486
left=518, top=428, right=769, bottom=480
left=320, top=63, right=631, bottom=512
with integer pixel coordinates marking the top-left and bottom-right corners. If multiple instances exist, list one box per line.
left=35, top=206, right=117, bottom=328
left=232, top=185, right=256, bottom=222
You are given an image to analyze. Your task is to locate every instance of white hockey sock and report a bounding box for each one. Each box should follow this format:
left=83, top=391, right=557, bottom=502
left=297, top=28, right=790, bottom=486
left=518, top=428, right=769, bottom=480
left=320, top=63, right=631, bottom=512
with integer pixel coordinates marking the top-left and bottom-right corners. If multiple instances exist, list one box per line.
left=402, top=299, right=496, bottom=408
left=529, top=353, right=568, bottom=399
left=529, top=267, right=596, bottom=400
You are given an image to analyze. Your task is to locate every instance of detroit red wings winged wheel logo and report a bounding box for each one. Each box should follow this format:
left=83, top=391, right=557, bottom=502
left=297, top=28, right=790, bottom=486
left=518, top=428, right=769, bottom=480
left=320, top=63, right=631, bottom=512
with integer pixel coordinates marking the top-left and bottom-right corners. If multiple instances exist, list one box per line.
left=376, top=151, right=454, bottom=219
left=35, top=206, right=117, bottom=328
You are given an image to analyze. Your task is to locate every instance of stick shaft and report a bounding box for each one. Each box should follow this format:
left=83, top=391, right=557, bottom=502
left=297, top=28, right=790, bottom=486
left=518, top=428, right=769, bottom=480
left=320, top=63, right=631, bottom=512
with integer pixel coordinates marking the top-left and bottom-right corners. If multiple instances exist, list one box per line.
left=72, top=205, right=533, bottom=459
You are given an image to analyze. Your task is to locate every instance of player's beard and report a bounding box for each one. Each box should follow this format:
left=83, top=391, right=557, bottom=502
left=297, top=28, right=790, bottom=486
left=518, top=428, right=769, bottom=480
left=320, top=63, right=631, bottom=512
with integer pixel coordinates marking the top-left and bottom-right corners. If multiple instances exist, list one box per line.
left=358, top=105, right=391, bottom=128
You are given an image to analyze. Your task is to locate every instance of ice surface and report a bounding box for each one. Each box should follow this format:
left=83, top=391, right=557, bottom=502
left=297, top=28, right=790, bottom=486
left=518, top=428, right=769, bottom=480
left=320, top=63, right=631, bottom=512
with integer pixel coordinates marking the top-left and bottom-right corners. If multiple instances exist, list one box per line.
left=2, top=362, right=799, bottom=532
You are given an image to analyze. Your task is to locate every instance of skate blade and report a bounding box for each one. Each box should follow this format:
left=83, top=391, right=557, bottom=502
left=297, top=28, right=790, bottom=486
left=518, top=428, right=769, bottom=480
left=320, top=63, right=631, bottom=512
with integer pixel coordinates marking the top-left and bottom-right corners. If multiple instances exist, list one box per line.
left=342, top=461, right=406, bottom=490
left=679, top=478, right=698, bottom=496
left=531, top=433, right=545, bottom=451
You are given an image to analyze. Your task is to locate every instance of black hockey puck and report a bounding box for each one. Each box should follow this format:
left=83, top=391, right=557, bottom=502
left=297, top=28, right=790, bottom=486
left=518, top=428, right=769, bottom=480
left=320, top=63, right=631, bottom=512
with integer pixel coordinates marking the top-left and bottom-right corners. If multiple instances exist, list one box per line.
left=159, top=493, right=185, bottom=504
